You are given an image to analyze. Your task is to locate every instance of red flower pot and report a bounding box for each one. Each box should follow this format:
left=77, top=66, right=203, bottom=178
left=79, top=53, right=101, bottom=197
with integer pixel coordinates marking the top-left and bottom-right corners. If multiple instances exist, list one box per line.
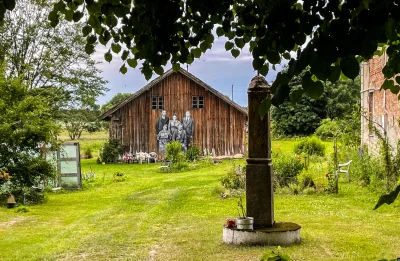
left=226, top=219, right=236, bottom=228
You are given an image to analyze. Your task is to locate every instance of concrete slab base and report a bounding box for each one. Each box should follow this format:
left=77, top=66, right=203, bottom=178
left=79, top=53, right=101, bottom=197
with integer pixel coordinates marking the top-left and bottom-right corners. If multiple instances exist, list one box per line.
left=223, top=222, right=301, bottom=246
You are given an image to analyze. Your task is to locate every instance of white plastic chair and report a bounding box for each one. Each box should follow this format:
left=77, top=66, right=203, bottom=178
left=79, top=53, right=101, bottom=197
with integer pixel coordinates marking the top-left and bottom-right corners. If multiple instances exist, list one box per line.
left=336, top=160, right=352, bottom=182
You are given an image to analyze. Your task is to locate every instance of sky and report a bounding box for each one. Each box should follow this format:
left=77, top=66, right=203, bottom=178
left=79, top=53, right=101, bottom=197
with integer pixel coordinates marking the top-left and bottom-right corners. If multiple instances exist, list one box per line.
left=94, top=36, right=284, bottom=107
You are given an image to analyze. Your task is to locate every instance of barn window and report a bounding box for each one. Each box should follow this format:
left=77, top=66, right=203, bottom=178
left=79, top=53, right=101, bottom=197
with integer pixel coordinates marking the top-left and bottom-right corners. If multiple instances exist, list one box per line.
left=192, top=96, right=198, bottom=108
left=158, top=96, right=163, bottom=109
left=192, top=96, right=204, bottom=109
left=198, top=96, right=204, bottom=108
left=152, top=96, right=164, bottom=110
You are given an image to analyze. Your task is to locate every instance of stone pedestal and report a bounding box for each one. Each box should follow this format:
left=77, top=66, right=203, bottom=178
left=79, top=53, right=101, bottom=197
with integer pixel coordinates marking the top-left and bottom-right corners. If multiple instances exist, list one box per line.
left=222, top=75, right=301, bottom=246
left=246, top=161, right=274, bottom=227
left=246, top=76, right=274, bottom=228
left=223, top=222, right=301, bottom=245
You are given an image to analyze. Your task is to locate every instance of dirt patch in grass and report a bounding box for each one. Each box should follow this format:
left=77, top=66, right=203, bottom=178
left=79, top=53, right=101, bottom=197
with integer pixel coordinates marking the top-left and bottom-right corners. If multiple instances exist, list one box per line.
left=0, top=216, right=26, bottom=230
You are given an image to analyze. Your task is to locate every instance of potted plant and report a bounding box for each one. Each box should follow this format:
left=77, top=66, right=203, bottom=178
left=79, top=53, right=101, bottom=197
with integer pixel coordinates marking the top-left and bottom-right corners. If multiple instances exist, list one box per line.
left=235, top=196, right=254, bottom=230
left=7, top=194, right=16, bottom=209
left=226, top=218, right=236, bottom=228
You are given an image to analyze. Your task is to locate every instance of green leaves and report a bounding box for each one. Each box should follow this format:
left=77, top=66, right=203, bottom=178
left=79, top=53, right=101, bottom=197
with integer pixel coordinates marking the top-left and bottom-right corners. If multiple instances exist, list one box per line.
left=104, top=51, right=112, bottom=63
left=48, top=10, right=59, bottom=25
left=127, top=58, right=137, bottom=68
left=266, top=49, right=280, bottom=64
left=85, top=44, right=95, bottom=54
left=111, top=43, right=121, bottom=54
left=191, top=48, right=202, bottom=58
left=172, top=63, right=180, bottom=72
left=252, top=57, right=264, bottom=70
left=289, top=89, right=303, bottom=103
left=234, top=38, right=245, bottom=49
left=258, top=97, right=271, bottom=120
left=231, top=49, right=240, bottom=58
left=271, top=72, right=290, bottom=93
left=340, top=56, right=359, bottom=80
left=204, top=34, right=214, bottom=43
left=121, top=50, right=129, bottom=60
left=216, top=27, right=224, bottom=37
left=373, top=185, right=400, bottom=210
left=39, top=0, right=396, bottom=88
left=72, top=11, right=84, bottom=22
left=154, top=66, right=164, bottom=75
left=199, top=41, right=209, bottom=52
left=119, top=64, right=127, bottom=74
left=82, top=25, right=92, bottom=36
left=53, top=1, right=66, bottom=12
left=225, top=41, right=234, bottom=51
left=88, top=15, right=100, bottom=28
left=86, top=2, right=101, bottom=15
left=3, top=0, right=16, bottom=10
left=271, top=84, right=290, bottom=107
left=328, top=65, right=341, bottom=83
left=306, top=80, right=324, bottom=99
left=382, top=79, right=394, bottom=90
left=258, top=64, right=269, bottom=76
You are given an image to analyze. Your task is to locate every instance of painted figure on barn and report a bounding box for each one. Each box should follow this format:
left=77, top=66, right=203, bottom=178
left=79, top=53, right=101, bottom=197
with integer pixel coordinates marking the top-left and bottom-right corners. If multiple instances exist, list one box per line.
left=156, top=110, right=169, bottom=150
left=172, top=124, right=187, bottom=151
left=168, top=113, right=180, bottom=139
left=157, top=124, right=171, bottom=153
left=182, top=110, right=194, bottom=147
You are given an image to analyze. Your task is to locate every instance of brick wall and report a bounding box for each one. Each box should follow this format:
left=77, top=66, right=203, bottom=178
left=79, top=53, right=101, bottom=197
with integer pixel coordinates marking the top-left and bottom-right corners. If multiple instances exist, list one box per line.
left=361, top=54, right=400, bottom=151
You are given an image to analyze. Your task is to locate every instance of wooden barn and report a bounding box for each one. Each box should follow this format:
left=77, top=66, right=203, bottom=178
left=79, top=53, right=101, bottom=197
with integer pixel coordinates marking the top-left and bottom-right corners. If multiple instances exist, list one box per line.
left=99, top=68, right=248, bottom=156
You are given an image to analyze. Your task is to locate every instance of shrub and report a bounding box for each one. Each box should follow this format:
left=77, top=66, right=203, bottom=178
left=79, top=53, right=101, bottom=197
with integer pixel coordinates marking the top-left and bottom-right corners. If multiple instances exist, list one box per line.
left=186, top=145, right=200, bottom=162
left=301, top=175, right=316, bottom=189
left=112, top=172, right=125, bottom=182
left=314, top=118, right=339, bottom=140
left=294, top=136, right=326, bottom=156
left=15, top=205, right=30, bottom=213
left=8, top=187, right=47, bottom=205
left=165, top=141, right=188, bottom=171
left=86, top=121, right=103, bottom=133
left=221, top=165, right=246, bottom=191
left=5, top=155, right=57, bottom=189
left=84, top=147, right=93, bottom=159
left=288, top=183, right=301, bottom=195
left=303, top=187, right=317, bottom=195
left=100, top=139, right=123, bottom=163
left=273, top=153, right=304, bottom=187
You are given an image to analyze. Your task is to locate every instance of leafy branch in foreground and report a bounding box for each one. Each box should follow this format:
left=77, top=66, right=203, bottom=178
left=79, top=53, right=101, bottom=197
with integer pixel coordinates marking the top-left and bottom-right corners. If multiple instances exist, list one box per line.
left=373, top=185, right=400, bottom=210
left=37, top=0, right=400, bottom=110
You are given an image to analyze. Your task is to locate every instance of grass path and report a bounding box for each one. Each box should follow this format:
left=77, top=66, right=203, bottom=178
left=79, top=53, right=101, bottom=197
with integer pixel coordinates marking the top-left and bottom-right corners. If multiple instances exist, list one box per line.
left=0, top=159, right=399, bottom=260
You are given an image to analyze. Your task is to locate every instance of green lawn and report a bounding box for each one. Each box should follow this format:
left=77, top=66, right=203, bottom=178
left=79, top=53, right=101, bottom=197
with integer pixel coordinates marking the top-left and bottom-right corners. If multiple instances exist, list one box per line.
left=58, top=130, right=109, bottom=158
left=272, top=139, right=334, bottom=155
left=1, top=158, right=399, bottom=261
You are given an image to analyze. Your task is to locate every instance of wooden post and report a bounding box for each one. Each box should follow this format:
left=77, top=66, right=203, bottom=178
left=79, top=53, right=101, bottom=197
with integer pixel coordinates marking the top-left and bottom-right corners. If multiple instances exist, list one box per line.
left=246, top=76, right=274, bottom=228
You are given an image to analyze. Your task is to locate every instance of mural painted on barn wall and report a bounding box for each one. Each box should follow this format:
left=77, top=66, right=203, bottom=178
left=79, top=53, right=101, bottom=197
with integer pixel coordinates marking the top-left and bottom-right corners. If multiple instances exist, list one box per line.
left=155, top=110, right=195, bottom=153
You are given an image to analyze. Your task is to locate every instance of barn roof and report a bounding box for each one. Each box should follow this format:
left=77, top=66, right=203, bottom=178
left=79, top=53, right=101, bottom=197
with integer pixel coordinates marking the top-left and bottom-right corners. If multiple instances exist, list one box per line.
left=99, top=68, right=248, bottom=120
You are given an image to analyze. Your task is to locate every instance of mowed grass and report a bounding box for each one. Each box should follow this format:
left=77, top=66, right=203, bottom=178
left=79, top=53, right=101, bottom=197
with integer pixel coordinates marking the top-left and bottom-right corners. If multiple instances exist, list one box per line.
left=58, top=130, right=109, bottom=158
left=272, top=139, right=334, bottom=155
left=1, top=157, right=400, bottom=261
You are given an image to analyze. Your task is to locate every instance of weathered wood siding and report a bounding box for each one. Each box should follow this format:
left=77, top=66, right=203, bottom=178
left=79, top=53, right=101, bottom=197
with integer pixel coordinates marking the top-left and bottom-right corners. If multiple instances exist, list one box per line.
left=109, top=72, right=247, bottom=155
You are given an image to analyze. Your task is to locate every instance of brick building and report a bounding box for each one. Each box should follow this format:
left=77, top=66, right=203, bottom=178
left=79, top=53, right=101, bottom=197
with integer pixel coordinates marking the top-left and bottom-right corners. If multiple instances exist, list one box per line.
left=361, top=54, right=400, bottom=150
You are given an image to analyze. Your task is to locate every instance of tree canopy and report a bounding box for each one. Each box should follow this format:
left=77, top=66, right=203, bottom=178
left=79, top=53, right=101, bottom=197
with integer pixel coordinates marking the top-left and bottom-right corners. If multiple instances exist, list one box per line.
left=271, top=68, right=360, bottom=137
left=100, top=92, right=131, bottom=113
left=0, top=67, right=59, bottom=187
left=1, top=1, right=399, bottom=112
left=0, top=0, right=108, bottom=110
